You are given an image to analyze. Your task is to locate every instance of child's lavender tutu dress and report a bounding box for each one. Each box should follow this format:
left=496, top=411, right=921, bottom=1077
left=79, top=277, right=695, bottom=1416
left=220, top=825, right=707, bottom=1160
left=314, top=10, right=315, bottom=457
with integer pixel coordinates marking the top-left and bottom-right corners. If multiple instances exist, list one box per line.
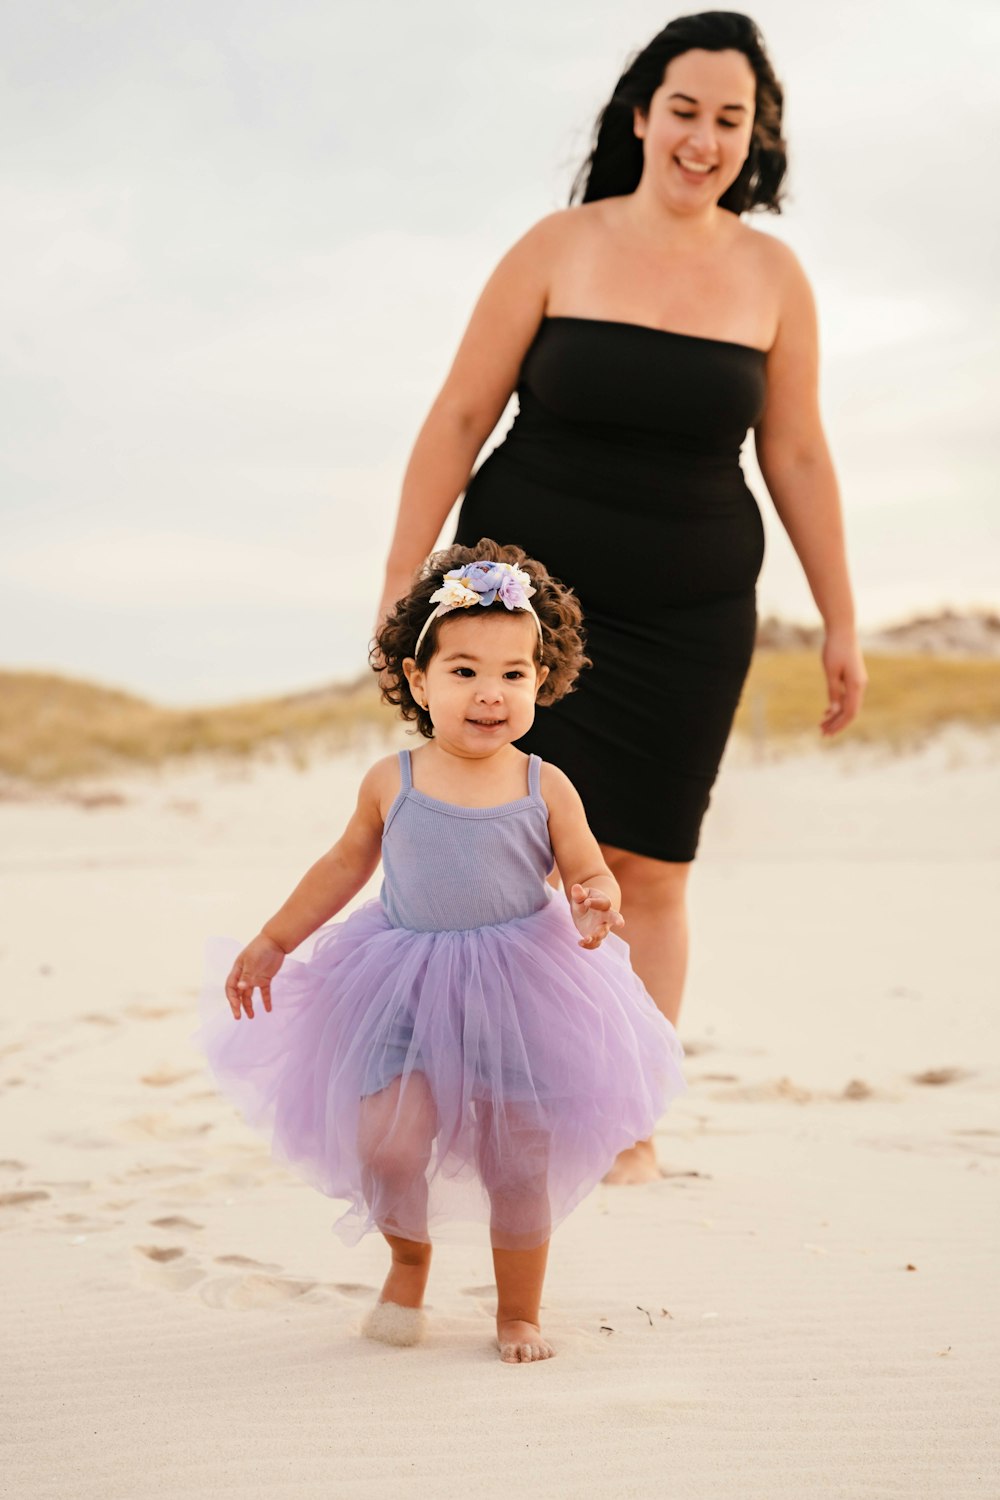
left=194, top=751, right=686, bottom=1251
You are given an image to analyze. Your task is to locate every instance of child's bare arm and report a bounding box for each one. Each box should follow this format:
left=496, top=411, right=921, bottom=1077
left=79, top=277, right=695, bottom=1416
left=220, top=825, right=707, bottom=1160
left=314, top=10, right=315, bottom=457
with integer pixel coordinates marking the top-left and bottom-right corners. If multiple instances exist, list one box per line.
left=225, top=758, right=393, bottom=1018
left=261, top=759, right=392, bottom=952
left=541, top=764, right=624, bottom=950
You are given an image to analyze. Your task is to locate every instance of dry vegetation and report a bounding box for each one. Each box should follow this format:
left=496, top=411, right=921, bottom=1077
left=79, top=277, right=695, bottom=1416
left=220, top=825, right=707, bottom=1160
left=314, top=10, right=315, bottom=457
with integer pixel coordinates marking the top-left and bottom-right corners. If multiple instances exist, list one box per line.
left=2, top=652, right=999, bottom=786
left=0, top=671, right=391, bottom=785
left=733, top=651, right=1000, bottom=749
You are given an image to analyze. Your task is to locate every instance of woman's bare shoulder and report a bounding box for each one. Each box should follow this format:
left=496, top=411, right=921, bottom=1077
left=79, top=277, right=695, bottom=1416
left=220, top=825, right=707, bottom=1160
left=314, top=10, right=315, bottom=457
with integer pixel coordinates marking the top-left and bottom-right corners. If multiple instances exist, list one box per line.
left=515, top=202, right=606, bottom=249
left=737, top=221, right=812, bottom=287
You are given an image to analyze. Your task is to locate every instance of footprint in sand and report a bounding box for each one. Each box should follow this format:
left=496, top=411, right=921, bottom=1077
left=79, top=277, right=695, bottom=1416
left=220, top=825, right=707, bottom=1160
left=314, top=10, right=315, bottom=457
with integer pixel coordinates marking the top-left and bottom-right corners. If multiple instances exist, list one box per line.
left=46, top=1128, right=118, bottom=1151
left=331, top=1282, right=379, bottom=1300
left=199, top=1272, right=320, bottom=1310
left=460, top=1284, right=497, bottom=1298
left=214, top=1253, right=283, bottom=1271
left=120, top=1113, right=214, bottom=1141
left=0, top=1159, right=27, bottom=1172
left=149, top=1215, right=204, bottom=1231
left=140, top=1067, right=200, bottom=1088
left=119, top=1161, right=201, bottom=1181
left=946, top=1130, right=1000, bottom=1159
left=911, top=1066, right=975, bottom=1087
left=125, top=1003, right=187, bottom=1021
left=133, top=1244, right=206, bottom=1292
left=709, top=1076, right=814, bottom=1104
left=0, top=1189, right=50, bottom=1208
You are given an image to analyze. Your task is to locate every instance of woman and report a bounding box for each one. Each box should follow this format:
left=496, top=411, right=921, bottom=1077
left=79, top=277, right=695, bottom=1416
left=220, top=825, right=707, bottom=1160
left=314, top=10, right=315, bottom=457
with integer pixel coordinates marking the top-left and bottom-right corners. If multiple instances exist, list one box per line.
left=375, top=12, right=867, bottom=1184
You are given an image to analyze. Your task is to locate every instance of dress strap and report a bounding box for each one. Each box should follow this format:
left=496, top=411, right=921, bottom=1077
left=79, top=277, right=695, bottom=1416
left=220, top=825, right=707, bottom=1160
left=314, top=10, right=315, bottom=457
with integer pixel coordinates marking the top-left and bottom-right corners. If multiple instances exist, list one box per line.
left=528, top=753, right=543, bottom=803
left=398, top=748, right=413, bottom=791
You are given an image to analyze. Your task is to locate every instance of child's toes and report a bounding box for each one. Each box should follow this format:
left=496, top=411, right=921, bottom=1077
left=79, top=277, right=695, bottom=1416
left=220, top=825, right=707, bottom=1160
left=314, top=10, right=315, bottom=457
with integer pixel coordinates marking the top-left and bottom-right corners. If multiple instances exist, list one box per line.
left=496, top=1321, right=555, bottom=1363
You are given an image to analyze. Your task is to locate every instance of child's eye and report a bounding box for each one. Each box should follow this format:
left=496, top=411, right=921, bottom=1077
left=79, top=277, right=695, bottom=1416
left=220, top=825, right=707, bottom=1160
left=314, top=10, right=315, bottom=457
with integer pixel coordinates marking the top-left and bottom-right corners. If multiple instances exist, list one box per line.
left=504, top=671, right=525, bottom=680
left=453, top=668, right=474, bottom=678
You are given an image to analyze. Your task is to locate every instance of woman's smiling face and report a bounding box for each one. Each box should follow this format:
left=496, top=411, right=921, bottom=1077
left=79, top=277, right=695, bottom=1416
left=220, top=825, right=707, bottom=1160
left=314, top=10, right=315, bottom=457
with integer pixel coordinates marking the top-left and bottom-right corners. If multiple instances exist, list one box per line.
left=634, top=48, right=756, bottom=208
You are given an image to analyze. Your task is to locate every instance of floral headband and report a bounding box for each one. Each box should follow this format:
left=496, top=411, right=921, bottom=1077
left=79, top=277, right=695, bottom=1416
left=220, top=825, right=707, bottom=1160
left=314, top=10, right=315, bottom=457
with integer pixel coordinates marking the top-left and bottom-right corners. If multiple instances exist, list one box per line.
left=413, top=560, right=542, bottom=657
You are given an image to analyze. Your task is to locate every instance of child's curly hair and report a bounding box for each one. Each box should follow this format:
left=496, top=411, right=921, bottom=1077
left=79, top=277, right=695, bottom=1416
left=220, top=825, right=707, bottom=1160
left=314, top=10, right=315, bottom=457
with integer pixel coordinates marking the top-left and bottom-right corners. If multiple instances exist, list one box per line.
left=373, top=538, right=590, bottom=740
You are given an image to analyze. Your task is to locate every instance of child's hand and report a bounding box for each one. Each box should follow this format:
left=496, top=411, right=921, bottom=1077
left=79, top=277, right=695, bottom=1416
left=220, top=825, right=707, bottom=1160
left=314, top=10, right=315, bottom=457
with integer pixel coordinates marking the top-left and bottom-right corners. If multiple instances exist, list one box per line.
left=569, top=884, right=625, bottom=950
left=225, top=933, right=286, bottom=1019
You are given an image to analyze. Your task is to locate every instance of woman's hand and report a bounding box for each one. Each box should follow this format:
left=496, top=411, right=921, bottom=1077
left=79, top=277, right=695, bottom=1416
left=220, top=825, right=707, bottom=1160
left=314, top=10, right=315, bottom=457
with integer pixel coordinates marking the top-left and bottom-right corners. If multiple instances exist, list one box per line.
left=820, top=627, right=868, bottom=736
left=570, top=883, right=625, bottom=949
left=225, top=933, right=287, bottom=1019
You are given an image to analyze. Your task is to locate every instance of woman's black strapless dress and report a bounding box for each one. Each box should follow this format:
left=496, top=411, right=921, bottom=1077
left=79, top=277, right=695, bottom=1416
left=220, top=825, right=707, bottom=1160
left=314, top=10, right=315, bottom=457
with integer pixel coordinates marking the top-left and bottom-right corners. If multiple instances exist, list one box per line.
left=454, top=315, right=768, bottom=863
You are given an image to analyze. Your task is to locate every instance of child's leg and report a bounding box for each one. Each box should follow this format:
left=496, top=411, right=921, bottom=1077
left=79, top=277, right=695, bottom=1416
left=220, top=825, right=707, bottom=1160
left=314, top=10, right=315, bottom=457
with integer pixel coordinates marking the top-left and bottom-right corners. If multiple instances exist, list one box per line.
left=357, top=1072, right=437, bottom=1315
left=491, top=1240, right=554, bottom=1364
left=474, top=1100, right=556, bottom=1363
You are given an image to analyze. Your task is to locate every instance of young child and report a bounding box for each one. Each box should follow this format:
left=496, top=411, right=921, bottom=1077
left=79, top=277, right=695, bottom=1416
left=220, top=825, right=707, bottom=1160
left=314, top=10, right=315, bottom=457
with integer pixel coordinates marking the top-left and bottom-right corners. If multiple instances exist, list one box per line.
left=195, top=539, right=686, bottom=1364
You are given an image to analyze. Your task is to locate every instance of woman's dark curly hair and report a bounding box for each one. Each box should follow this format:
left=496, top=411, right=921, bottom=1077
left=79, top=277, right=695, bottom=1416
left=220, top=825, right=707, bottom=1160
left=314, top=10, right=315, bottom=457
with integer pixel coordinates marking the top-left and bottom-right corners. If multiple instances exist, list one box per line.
left=570, top=11, right=787, bottom=216
left=373, top=538, right=590, bottom=740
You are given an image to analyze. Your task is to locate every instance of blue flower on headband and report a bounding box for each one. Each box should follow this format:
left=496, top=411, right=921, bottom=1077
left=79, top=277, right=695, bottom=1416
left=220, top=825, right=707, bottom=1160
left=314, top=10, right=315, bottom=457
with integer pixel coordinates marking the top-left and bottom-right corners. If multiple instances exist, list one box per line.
left=450, top=561, right=506, bottom=605
left=414, top=559, right=541, bottom=657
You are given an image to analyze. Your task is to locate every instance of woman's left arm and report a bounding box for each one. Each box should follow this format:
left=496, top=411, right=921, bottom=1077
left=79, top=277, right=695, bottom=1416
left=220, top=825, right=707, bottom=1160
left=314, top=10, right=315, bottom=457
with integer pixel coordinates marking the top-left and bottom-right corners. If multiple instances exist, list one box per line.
left=754, top=241, right=868, bottom=737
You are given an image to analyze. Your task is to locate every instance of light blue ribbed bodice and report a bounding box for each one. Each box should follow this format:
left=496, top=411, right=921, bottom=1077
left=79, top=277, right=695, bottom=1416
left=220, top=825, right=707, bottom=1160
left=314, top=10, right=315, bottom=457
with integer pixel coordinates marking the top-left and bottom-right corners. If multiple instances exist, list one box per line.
left=379, top=750, right=554, bottom=933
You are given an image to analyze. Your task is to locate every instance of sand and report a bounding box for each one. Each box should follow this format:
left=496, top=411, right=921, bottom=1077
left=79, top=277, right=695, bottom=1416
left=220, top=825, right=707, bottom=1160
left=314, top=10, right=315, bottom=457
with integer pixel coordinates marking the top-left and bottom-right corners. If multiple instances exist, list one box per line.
left=2, top=729, right=998, bottom=1498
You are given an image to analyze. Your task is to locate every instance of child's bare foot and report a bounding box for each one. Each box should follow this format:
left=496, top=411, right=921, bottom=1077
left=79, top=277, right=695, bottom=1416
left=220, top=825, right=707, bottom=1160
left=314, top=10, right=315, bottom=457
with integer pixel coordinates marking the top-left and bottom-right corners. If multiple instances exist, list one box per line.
left=602, top=1138, right=663, bottom=1185
left=362, top=1236, right=432, bottom=1347
left=362, top=1300, right=428, bottom=1346
left=496, top=1318, right=555, bottom=1363
left=380, top=1248, right=431, bottom=1310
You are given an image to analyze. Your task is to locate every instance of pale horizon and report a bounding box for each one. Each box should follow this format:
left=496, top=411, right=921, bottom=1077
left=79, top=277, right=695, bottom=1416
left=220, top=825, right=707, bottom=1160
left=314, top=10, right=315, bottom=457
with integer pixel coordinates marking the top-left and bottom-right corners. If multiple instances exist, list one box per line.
left=3, top=0, right=998, bottom=706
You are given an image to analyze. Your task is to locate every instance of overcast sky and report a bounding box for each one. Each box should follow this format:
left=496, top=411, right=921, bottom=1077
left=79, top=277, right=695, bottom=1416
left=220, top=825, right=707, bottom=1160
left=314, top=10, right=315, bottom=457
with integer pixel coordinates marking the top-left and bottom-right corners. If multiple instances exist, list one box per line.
left=3, top=0, right=999, bottom=703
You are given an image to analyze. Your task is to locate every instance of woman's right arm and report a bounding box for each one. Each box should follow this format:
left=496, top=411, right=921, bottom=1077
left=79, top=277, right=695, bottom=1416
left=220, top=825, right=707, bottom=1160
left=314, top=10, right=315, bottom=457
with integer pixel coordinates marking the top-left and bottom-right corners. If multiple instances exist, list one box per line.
left=376, top=212, right=568, bottom=624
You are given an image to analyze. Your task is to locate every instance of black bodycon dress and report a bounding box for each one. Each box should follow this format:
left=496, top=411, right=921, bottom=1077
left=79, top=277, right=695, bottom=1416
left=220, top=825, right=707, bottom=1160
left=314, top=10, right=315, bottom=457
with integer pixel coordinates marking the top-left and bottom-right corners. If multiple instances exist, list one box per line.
left=453, top=315, right=768, bottom=863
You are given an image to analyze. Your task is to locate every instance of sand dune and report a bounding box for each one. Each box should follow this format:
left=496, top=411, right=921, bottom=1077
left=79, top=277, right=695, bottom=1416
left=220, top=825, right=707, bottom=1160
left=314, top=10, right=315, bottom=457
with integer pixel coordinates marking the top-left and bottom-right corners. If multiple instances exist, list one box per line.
left=2, top=733, right=998, bottom=1497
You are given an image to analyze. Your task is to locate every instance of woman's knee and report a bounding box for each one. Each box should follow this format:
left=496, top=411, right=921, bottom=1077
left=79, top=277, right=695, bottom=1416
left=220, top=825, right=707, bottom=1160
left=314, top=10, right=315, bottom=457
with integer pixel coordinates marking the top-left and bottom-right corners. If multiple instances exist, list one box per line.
left=601, top=845, right=691, bottom=912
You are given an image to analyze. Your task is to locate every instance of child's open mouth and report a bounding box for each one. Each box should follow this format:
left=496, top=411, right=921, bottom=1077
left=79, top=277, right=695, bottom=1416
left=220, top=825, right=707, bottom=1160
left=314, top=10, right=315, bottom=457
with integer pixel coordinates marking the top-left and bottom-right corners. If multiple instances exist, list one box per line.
left=468, top=718, right=506, bottom=730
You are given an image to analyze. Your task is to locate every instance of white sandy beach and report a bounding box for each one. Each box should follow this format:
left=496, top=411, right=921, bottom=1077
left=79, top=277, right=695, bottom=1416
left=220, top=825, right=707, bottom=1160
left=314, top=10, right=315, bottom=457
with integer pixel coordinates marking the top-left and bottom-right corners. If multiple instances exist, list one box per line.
left=3, top=730, right=998, bottom=1498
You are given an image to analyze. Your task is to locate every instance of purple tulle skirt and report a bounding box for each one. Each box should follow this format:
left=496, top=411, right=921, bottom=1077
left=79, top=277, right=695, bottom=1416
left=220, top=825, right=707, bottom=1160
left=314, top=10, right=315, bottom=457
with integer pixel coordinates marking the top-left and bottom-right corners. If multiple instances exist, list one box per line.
left=193, top=892, right=686, bottom=1251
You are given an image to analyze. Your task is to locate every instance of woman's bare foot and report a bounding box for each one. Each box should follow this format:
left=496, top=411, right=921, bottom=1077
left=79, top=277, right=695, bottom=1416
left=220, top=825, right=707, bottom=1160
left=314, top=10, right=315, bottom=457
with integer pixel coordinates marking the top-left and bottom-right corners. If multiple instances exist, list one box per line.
left=602, top=1137, right=663, bottom=1185
left=496, top=1317, right=555, bottom=1363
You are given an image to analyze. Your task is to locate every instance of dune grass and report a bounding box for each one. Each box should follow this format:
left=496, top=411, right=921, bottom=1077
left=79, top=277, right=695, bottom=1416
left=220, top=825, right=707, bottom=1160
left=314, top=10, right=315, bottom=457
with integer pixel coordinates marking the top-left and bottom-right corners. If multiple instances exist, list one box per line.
left=2, top=652, right=998, bottom=785
left=734, top=651, right=1000, bottom=749
left=0, top=671, right=391, bottom=785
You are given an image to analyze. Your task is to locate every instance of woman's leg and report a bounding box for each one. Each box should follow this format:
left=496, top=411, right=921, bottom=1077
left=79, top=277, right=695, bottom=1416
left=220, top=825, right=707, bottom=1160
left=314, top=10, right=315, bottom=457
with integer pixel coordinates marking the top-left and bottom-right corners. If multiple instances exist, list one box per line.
left=599, top=845, right=692, bottom=1185
left=357, top=1071, right=437, bottom=1309
left=474, top=1100, right=556, bottom=1362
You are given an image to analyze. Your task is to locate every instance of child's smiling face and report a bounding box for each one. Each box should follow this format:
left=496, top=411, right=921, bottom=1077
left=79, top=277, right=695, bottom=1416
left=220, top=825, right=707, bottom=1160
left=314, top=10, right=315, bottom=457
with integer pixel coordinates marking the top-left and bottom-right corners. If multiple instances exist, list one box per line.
left=404, top=610, right=549, bottom=756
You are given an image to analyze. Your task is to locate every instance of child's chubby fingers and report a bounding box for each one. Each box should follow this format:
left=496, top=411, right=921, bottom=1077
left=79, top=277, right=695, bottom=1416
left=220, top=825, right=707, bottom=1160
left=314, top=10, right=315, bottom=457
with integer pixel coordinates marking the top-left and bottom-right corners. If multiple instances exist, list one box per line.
left=236, top=975, right=255, bottom=1019
left=571, top=883, right=619, bottom=914
left=224, top=961, right=246, bottom=1020
left=225, top=965, right=258, bottom=1020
